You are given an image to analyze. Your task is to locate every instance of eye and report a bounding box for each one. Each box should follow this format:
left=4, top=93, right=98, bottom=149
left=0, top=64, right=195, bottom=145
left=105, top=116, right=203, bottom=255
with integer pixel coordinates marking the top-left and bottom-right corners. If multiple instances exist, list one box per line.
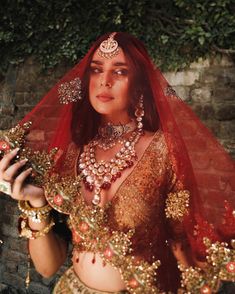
left=114, top=68, right=128, bottom=76
left=90, top=67, right=102, bottom=74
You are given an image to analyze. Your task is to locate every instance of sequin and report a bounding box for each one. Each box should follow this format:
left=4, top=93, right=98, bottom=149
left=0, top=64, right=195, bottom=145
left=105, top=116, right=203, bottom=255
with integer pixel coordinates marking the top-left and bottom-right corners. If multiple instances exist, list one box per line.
left=165, top=190, right=190, bottom=221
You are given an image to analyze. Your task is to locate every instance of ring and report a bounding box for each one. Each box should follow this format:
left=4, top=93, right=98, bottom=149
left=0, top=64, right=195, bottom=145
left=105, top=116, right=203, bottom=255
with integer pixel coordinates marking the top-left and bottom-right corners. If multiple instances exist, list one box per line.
left=0, top=179, right=12, bottom=195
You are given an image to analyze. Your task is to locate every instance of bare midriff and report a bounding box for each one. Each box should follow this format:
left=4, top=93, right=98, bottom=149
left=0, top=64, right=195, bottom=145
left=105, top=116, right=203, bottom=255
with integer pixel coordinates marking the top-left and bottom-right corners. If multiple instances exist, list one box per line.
left=73, top=251, right=127, bottom=291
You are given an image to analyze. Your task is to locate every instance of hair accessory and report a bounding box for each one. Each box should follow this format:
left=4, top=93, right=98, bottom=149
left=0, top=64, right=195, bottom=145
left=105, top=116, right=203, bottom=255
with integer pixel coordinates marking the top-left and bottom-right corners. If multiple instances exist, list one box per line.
left=0, top=179, right=12, bottom=195
left=58, top=77, right=82, bottom=104
left=98, top=32, right=120, bottom=59
left=18, top=200, right=52, bottom=223
left=18, top=215, right=55, bottom=239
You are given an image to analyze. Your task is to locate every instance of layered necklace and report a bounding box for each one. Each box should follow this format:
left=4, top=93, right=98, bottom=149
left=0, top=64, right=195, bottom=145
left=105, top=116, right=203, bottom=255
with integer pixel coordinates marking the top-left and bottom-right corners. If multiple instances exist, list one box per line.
left=78, top=97, right=144, bottom=206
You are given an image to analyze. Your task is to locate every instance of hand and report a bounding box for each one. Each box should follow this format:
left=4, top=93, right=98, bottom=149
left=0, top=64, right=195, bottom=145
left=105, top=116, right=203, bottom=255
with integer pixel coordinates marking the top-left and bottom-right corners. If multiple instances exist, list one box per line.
left=0, top=148, right=46, bottom=207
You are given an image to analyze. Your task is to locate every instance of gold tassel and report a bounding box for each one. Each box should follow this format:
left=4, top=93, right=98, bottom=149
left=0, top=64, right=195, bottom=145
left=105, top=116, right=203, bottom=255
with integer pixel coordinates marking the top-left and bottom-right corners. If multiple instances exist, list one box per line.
left=25, top=253, right=31, bottom=289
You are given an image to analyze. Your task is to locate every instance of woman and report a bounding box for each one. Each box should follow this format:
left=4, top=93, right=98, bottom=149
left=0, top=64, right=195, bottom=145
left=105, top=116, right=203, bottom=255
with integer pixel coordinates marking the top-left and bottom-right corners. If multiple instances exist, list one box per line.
left=0, top=32, right=235, bottom=293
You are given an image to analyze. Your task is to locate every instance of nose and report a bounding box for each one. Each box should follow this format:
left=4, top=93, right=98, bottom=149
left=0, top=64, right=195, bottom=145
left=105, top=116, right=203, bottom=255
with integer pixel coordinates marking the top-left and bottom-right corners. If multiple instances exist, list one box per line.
left=100, top=72, right=112, bottom=88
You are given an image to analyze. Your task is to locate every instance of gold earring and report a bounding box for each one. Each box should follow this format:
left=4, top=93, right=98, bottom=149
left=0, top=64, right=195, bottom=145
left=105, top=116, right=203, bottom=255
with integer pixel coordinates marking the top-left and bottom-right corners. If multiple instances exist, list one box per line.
left=58, top=77, right=82, bottom=104
left=134, top=95, right=144, bottom=132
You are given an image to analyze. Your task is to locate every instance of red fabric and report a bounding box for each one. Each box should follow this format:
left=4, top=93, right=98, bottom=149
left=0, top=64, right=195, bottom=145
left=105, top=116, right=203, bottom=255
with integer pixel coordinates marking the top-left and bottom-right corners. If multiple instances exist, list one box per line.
left=19, top=32, right=235, bottom=291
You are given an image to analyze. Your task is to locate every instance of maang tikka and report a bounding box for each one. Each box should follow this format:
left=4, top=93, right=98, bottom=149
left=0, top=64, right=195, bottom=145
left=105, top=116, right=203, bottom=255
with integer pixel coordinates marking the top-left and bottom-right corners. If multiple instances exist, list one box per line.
left=58, top=77, right=82, bottom=104
left=98, top=32, right=120, bottom=59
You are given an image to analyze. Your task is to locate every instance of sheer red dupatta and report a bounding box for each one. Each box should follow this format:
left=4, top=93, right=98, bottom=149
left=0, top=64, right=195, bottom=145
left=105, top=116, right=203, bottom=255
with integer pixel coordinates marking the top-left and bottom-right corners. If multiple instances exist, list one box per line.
left=17, top=32, right=235, bottom=278
left=152, top=68, right=235, bottom=257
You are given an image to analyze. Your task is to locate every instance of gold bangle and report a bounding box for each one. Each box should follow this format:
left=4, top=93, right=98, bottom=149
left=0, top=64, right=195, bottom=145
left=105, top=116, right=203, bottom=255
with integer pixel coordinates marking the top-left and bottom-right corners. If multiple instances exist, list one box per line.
left=18, top=215, right=55, bottom=239
left=18, top=200, right=52, bottom=223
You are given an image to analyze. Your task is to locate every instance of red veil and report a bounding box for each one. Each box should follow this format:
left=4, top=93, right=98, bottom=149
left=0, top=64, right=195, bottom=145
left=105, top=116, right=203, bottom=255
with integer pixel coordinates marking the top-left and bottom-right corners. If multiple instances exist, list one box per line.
left=16, top=32, right=235, bottom=291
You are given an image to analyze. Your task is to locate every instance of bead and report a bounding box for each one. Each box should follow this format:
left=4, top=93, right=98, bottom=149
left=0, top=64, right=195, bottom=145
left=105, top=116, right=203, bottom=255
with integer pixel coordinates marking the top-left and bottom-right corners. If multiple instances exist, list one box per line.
left=127, top=161, right=134, bottom=167
left=92, top=195, right=100, bottom=205
left=135, top=108, right=144, bottom=117
left=98, top=165, right=105, bottom=173
left=102, top=260, right=107, bottom=267
left=104, top=174, right=112, bottom=182
left=110, top=167, right=117, bottom=175
left=116, top=172, right=121, bottom=178
left=128, top=278, right=139, bottom=288
left=104, top=247, right=113, bottom=259
left=200, top=285, right=211, bottom=294
left=226, top=261, right=235, bottom=273
left=101, top=182, right=111, bottom=189
left=85, top=182, right=93, bottom=192
left=79, top=163, right=85, bottom=169
left=79, top=222, right=89, bottom=232
left=53, top=194, right=63, bottom=206
left=0, top=140, right=10, bottom=151
left=86, top=176, right=94, bottom=184
left=92, top=253, right=96, bottom=264
left=72, top=230, right=82, bottom=243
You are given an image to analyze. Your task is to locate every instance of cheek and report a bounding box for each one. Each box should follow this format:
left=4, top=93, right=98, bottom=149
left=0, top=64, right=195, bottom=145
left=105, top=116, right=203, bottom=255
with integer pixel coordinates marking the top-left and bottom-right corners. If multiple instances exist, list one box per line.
left=119, top=81, right=130, bottom=105
left=89, top=77, right=97, bottom=97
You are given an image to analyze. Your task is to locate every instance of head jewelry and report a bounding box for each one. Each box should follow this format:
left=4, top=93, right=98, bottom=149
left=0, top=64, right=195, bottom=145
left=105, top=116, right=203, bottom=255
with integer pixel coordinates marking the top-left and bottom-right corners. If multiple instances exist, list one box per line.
left=98, top=32, right=120, bottom=59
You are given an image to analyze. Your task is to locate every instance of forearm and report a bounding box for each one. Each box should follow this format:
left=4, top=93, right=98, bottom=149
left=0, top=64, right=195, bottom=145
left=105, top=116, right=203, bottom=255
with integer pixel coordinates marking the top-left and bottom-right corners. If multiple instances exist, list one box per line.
left=28, top=217, right=68, bottom=278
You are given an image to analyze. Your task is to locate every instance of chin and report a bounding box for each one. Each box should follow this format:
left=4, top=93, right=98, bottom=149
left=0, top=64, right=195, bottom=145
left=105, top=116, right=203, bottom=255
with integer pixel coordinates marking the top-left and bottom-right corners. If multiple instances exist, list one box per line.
left=92, top=105, right=115, bottom=116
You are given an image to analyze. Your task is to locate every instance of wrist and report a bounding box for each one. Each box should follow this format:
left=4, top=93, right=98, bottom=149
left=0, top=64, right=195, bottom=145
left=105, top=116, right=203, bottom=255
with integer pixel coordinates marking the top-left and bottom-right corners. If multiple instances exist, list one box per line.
left=19, top=215, right=55, bottom=239
left=28, top=215, right=51, bottom=230
left=28, top=197, right=47, bottom=208
left=18, top=200, right=52, bottom=224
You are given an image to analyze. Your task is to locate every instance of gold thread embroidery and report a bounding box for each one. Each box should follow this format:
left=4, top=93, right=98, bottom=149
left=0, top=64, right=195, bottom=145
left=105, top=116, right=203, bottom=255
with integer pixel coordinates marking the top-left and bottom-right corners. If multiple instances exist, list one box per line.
left=165, top=190, right=190, bottom=221
left=0, top=122, right=57, bottom=186
left=44, top=172, right=161, bottom=293
left=178, top=238, right=235, bottom=293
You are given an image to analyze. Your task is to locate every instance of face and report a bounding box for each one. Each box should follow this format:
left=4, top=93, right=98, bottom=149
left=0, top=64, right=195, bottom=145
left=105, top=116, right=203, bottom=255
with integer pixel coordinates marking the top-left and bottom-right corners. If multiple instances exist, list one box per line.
left=89, top=48, right=131, bottom=123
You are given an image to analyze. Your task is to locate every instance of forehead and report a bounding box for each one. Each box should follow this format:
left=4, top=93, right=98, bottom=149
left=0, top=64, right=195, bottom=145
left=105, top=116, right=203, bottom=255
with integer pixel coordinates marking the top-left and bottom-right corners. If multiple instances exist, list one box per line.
left=91, top=47, right=128, bottom=66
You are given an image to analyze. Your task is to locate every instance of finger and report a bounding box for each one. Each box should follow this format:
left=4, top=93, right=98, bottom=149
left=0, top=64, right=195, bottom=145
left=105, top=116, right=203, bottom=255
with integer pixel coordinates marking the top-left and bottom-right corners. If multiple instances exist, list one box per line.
left=3, top=158, right=28, bottom=182
left=12, top=168, right=32, bottom=199
left=0, top=148, right=20, bottom=174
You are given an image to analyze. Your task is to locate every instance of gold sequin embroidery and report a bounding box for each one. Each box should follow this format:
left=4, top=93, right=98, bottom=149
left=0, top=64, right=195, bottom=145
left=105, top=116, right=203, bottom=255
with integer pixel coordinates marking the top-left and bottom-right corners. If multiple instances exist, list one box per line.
left=165, top=190, right=190, bottom=221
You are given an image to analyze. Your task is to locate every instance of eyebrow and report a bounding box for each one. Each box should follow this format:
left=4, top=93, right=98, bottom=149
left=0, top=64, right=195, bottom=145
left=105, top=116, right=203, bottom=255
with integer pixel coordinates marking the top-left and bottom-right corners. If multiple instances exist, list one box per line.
left=91, top=60, right=128, bottom=67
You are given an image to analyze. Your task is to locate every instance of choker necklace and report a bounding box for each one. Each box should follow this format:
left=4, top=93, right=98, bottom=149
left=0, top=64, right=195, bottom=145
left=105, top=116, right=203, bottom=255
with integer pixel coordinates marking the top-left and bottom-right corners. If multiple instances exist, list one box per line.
left=97, top=120, right=136, bottom=150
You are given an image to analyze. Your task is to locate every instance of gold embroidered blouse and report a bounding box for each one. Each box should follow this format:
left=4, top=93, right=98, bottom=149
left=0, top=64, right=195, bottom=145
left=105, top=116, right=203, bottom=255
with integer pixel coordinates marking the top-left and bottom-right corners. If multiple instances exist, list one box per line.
left=45, top=130, right=189, bottom=293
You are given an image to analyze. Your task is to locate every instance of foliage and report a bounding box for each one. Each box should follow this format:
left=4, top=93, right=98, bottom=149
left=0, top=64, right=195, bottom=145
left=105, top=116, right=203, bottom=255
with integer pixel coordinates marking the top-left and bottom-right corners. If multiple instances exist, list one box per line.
left=0, top=0, right=234, bottom=74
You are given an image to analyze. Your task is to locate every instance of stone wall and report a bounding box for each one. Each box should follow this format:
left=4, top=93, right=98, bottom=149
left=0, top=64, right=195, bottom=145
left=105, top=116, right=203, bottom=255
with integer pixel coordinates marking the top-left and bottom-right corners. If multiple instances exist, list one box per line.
left=0, top=56, right=235, bottom=293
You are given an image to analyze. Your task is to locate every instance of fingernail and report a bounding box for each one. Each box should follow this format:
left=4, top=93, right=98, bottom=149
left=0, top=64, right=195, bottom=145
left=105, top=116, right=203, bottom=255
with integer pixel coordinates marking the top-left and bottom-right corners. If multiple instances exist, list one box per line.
left=11, top=148, right=20, bottom=153
left=21, top=158, right=28, bottom=164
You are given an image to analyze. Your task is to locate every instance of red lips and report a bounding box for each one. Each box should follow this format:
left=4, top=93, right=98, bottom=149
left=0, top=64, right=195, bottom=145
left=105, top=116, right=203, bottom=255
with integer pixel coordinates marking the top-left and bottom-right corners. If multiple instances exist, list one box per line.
left=96, top=93, right=114, bottom=102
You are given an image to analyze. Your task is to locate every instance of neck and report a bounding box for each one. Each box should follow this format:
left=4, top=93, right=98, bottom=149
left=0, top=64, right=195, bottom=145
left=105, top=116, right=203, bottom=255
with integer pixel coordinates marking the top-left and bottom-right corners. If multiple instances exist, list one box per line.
left=101, top=113, right=131, bottom=125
